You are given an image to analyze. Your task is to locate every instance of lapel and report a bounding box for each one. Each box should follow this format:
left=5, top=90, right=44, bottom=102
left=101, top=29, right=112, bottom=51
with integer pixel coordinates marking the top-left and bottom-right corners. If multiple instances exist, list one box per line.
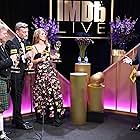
left=0, top=46, right=9, bottom=59
left=12, top=37, right=21, bottom=50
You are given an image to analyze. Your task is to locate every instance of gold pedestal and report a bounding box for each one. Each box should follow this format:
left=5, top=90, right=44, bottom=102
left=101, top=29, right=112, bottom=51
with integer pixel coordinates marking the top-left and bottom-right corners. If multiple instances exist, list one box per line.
left=87, top=84, right=104, bottom=112
left=75, top=63, right=91, bottom=82
left=70, top=72, right=88, bottom=125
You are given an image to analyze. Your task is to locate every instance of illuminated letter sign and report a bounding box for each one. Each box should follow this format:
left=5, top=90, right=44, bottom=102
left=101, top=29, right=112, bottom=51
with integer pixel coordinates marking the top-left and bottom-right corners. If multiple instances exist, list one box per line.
left=53, top=0, right=111, bottom=38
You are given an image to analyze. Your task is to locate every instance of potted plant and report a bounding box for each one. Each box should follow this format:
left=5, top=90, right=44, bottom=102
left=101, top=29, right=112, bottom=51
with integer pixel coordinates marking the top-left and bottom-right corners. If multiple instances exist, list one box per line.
left=109, top=16, right=138, bottom=63
left=32, top=16, right=59, bottom=46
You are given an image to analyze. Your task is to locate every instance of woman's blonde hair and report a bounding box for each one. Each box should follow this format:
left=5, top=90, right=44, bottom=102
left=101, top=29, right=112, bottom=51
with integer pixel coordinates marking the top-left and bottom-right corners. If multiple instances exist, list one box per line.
left=0, top=23, right=8, bottom=31
left=32, top=28, right=48, bottom=44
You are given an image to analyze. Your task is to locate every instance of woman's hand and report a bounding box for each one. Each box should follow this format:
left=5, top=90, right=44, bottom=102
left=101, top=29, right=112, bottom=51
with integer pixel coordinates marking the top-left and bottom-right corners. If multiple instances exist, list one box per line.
left=37, top=55, right=47, bottom=62
left=36, top=57, right=44, bottom=63
left=41, top=56, right=47, bottom=62
left=25, top=51, right=33, bottom=59
left=10, top=54, right=19, bottom=66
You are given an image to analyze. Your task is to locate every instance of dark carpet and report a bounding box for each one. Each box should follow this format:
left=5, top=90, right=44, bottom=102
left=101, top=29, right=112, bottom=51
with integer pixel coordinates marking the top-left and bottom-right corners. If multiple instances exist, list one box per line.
left=4, top=113, right=140, bottom=140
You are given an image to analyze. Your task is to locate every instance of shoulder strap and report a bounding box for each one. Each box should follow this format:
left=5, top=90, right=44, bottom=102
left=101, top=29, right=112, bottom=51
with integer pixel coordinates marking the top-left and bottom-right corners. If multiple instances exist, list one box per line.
left=34, top=45, right=39, bottom=53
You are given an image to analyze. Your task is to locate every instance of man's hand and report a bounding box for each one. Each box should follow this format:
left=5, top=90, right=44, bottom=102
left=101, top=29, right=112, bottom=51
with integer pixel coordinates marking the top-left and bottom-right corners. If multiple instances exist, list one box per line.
left=136, top=71, right=140, bottom=77
left=10, top=54, right=18, bottom=62
left=51, top=53, right=60, bottom=60
left=28, top=62, right=33, bottom=69
left=123, top=56, right=132, bottom=65
left=41, top=55, right=47, bottom=62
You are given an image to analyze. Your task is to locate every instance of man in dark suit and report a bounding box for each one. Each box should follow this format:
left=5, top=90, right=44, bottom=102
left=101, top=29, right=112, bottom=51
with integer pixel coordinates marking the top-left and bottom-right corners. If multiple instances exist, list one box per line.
left=123, top=47, right=140, bottom=131
left=0, top=23, right=16, bottom=140
left=5, top=22, right=33, bottom=130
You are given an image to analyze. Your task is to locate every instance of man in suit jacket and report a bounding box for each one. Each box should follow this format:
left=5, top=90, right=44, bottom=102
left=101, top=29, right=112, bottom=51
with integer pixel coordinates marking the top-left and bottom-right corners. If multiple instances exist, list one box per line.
left=5, top=22, right=33, bottom=130
left=0, top=23, right=16, bottom=140
left=123, top=47, right=140, bottom=131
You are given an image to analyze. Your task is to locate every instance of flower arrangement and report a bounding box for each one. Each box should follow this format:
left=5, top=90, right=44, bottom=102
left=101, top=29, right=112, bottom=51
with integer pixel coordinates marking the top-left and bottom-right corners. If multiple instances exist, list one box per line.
left=32, top=16, right=59, bottom=45
left=109, top=16, right=138, bottom=50
left=75, top=32, right=94, bottom=62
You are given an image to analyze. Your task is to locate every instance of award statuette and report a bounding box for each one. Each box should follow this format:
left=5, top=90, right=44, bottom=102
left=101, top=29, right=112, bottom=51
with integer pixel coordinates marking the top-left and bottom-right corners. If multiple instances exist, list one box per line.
left=53, top=40, right=62, bottom=62
left=25, top=46, right=35, bottom=74
left=42, top=49, right=49, bottom=57
left=5, top=40, right=20, bottom=73
left=25, top=57, right=34, bottom=74
left=26, top=45, right=32, bottom=52
left=10, top=48, right=20, bottom=73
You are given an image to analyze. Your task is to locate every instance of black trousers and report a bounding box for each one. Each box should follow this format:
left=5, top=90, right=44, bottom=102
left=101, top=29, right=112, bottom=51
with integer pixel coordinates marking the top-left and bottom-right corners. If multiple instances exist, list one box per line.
left=10, top=72, right=24, bottom=124
left=136, top=77, right=140, bottom=123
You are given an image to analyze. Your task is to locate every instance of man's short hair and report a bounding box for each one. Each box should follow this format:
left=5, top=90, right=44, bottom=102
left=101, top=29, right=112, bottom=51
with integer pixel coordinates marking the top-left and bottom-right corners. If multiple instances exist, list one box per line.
left=15, top=22, right=28, bottom=31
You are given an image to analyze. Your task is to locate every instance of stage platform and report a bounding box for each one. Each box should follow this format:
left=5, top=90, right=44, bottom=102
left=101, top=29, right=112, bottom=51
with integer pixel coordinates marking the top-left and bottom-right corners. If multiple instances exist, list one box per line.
left=4, top=112, right=139, bottom=140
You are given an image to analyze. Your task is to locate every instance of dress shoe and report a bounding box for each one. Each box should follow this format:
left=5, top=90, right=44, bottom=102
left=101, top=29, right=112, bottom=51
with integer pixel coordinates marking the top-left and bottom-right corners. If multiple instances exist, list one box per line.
left=3, top=131, right=11, bottom=136
left=52, top=118, right=63, bottom=127
left=52, top=121, right=62, bottom=127
left=130, top=123, right=140, bottom=131
left=0, top=132, right=11, bottom=140
left=13, top=122, right=33, bottom=130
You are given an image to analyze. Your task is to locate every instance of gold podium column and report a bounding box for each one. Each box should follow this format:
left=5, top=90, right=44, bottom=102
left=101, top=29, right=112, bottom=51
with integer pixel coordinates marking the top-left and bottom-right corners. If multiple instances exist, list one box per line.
left=70, top=72, right=88, bottom=125
left=87, top=84, right=104, bottom=112
left=75, top=63, right=91, bottom=79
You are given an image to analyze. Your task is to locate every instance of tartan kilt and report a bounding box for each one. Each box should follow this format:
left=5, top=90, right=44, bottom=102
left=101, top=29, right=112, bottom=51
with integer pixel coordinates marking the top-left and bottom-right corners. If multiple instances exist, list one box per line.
left=0, top=79, right=9, bottom=112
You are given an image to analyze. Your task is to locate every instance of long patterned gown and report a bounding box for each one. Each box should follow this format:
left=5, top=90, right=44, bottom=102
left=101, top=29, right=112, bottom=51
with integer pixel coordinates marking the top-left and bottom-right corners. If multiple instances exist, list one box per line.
left=32, top=50, right=65, bottom=119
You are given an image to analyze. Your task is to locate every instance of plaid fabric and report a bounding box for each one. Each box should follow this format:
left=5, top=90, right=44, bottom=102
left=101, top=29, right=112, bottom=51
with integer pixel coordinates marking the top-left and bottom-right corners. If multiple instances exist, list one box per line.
left=0, top=79, right=9, bottom=112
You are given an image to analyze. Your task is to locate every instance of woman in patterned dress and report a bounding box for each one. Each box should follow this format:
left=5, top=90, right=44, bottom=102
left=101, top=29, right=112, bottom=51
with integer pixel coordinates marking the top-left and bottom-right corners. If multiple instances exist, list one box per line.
left=31, top=28, right=65, bottom=127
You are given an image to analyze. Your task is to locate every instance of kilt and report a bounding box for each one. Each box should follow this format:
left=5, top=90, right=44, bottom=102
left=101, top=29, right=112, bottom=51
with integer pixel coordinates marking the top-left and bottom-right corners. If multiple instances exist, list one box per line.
left=0, top=79, right=9, bottom=112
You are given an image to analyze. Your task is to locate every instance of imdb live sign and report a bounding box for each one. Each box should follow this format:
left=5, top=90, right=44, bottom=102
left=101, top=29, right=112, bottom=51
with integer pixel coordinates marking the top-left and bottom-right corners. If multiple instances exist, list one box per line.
left=50, top=0, right=112, bottom=37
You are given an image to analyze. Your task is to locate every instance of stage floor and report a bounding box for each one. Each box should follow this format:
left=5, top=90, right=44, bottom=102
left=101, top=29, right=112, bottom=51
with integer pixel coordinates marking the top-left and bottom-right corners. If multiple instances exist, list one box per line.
left=4, top=113, right=140, bottom=140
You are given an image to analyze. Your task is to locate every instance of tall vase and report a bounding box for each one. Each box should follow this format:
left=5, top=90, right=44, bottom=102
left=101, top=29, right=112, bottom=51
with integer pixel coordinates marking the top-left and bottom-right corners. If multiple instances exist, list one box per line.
left=79, top=45, right=88, bottom=62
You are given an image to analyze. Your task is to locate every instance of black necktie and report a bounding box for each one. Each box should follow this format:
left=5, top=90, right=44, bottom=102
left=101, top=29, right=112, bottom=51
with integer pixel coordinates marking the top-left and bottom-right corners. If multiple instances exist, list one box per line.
left=19, top=40, right=25, bottom=55
left=19, top=40, right=26, bottom=63
left=21, top=39, right=25, bottom=44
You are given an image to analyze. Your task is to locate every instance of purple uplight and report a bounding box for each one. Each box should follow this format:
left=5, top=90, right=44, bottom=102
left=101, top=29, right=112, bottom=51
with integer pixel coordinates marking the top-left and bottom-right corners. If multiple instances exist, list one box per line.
left=3, top=73, right=137, bottom=118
